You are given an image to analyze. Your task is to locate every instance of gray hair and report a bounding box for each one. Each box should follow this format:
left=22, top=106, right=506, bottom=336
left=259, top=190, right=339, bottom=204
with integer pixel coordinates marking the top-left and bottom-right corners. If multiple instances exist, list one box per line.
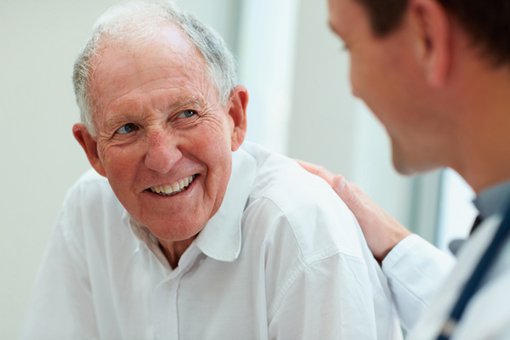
left=72, top=1, right=237, bottom=135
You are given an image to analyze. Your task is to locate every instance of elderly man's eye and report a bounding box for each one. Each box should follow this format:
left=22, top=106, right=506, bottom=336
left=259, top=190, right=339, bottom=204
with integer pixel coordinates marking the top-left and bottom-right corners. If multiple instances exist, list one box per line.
left=177, top=110, right=198, bottom=119
left=116, top=123, right=139, bottom=135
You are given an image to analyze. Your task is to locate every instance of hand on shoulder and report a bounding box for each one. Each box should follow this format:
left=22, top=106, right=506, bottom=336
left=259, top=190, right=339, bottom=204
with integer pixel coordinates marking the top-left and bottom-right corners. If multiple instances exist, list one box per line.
left=299, top=161, right=411, bottom=262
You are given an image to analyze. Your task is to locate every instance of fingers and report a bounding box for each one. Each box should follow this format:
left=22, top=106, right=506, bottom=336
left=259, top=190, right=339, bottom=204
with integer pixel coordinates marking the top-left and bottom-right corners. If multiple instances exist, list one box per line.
left=300, top=162, right=360, bottom=213
left=331, top=174, right=347, bottom=195
left=298, top=160, right=336, bottom=186
left=333, top=176, right=364, bottom=213
left=332, top=177, right=410, bottom=262
left=297, top=159, right=411, bottom=262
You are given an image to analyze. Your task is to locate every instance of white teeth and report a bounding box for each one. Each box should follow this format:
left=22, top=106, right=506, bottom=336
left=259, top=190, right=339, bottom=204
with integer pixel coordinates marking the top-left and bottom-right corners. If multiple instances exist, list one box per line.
left=149, top=175, right=195, bottom=196
left=172, top=182, right=179, bottom=192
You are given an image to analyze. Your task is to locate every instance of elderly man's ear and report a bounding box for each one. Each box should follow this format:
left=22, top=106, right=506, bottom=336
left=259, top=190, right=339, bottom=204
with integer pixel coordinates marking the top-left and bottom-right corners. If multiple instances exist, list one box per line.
left=72, top=124, right=107, bottom=177
left=227, top=86, right=248, bottom=151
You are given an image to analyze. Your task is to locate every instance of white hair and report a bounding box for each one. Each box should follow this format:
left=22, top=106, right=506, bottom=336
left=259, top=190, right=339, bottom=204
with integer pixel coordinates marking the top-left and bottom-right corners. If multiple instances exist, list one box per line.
left=72, top=1, right=237, bottom=134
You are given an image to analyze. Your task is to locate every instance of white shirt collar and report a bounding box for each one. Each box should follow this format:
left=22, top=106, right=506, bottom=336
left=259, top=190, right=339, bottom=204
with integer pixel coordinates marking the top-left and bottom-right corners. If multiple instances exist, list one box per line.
left=195, top=147, right=257, bottom=262
left=122, top=146, right=257, bottom=264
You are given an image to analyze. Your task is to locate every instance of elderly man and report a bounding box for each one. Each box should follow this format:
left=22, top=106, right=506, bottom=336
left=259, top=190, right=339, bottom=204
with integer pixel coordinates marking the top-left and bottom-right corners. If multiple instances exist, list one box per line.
left=305, top=0, right=510, bottom=339
left=21, top=2, right=401, bottom=339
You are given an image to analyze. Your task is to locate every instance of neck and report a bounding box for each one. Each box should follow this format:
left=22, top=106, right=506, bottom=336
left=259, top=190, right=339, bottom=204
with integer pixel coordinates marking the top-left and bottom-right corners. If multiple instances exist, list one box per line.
left=448, top=61, right=510, bottom=193
left=159, top=237, right=195, bottom=269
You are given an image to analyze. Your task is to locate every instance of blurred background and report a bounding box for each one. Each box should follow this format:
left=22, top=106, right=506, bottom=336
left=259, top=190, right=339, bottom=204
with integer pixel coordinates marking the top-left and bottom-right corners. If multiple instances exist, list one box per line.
left=0, top=0, right=477, bottom=337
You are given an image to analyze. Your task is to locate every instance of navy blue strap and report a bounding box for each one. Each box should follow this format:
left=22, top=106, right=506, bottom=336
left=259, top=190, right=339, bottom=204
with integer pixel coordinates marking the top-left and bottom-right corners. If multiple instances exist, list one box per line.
left=469, top=214, right=484, bottom=235
left=437, top=200, right=510, bottom=340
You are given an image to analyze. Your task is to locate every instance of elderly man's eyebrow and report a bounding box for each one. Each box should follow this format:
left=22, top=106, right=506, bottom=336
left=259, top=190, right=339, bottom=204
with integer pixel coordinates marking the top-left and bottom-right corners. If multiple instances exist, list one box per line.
left=169, top=97, right=203, bottom=111
left=103, top=97, right=205, bottom=128
left=103, top=113, right=137, bottom=130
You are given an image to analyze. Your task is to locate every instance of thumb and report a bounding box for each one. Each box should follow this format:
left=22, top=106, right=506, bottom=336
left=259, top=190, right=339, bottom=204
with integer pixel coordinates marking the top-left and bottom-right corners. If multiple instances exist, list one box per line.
left=331, top=175, right=347, bottom=197
left=332, top=176, right=364, bottom=215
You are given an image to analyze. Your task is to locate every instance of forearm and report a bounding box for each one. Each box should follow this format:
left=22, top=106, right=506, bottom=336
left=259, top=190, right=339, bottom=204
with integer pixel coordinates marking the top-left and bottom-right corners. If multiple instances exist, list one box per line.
left=382, top=234, right=455, bottom=331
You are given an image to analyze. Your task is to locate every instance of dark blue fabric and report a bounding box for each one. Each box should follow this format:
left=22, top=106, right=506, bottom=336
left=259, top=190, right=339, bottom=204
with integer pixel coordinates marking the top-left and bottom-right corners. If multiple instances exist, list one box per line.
left=437, top=198, right=510, bottom=340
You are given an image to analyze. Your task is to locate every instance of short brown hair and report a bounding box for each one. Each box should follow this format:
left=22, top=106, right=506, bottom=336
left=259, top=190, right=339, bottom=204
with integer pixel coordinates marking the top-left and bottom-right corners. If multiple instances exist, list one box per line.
left=356, top=0, right=510, bottom=65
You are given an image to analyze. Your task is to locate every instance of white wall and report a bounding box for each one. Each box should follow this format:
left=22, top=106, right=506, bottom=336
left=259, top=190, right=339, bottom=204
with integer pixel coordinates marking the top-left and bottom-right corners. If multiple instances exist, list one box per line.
left=1, top=2, right=106, bottom=338
left=237, top=0, right=299, bottom=154
left=286, top=0, right=418, bottom=226
left=287, top=0, right=358, bottom=177
left=0, top=1, right=238, bottom=338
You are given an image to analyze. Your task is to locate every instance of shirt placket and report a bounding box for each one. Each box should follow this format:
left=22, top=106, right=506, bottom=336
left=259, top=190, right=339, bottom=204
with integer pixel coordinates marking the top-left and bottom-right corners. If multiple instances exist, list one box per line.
left=151, top=245, right=201, bottom=340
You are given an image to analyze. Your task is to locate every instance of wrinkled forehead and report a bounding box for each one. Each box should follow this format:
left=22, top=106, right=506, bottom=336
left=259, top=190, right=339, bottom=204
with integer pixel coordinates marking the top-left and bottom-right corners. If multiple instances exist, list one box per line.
left=88, top=25, right=213, bottom=112
left=91, top=23, right=204, bottom=78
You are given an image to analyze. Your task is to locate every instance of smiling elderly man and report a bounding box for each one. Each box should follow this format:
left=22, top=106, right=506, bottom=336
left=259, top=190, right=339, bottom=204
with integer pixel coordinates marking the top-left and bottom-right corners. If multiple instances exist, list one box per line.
left=21, top=2, right=401, bottom=339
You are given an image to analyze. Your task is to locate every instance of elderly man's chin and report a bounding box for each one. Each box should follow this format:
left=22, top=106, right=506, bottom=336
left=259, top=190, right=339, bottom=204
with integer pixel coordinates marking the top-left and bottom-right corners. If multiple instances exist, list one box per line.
left=142, top=215, right=206, bottom=243
left=121, top=175, right=227, bottom=243
left=147, top=221, right=204, bottom=244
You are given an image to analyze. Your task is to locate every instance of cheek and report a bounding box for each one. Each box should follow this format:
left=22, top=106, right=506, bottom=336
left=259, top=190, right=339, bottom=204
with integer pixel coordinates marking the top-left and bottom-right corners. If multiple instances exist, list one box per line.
left=349, top=66, right=360, bottom=98
left=197, top=135, right=231, bottom=171
left=349, top=59, right=367, bottom=99
left=348, top=48, right=374, bottom=98
left=349, top=53, right=390, bottom=105
left=99, top=144, right=143, bottom=180
left=193, top=127, right=232, bottom=181
left=194, top=116, right=232, bottom=148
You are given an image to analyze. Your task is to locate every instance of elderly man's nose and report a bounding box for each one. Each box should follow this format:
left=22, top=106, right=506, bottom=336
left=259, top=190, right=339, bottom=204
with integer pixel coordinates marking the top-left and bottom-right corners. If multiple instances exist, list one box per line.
left=144, top=133, right=182, bottom=174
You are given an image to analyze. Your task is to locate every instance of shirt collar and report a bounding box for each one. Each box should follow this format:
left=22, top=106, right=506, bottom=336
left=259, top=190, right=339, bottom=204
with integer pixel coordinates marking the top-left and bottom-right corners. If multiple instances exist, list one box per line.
left=195, top=147, right=257, bottom=262
left=122, top=212, right=171, bottom=265
left=122, top=146, right=257, bottom=263
left=474, top=180, right=510, bottom=219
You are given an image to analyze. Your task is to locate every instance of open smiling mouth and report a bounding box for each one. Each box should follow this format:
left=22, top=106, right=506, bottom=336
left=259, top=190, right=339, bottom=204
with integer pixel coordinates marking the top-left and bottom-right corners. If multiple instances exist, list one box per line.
left=147, top=174, right=198, bottom=197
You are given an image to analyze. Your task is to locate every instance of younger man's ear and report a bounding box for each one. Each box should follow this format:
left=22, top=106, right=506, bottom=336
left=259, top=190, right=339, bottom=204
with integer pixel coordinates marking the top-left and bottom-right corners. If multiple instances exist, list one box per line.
left=409, top=0, right=451, bottom=87
left=72, top=123, right=106, bottom=176
left=227, top=86, right=249, bottom=151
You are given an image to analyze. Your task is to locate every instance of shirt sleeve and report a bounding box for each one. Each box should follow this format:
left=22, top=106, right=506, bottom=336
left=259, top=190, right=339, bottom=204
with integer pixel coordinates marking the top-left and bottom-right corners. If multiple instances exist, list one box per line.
left=381, top=234, right=455, bottom=331
left=268, top=254, right=401, bottom=340
left=20, top=200, right=98, bottom=340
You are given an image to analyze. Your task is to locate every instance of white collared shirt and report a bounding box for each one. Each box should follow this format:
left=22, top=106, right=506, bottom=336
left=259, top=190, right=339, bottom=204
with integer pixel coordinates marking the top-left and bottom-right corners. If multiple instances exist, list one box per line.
left=21, top=142, right=401, bottom=340
left=381, top=235, right=456, bottom=331
left=383, top=221, right=510, bottom=339
left=406, top=217, right=510, bottom=340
